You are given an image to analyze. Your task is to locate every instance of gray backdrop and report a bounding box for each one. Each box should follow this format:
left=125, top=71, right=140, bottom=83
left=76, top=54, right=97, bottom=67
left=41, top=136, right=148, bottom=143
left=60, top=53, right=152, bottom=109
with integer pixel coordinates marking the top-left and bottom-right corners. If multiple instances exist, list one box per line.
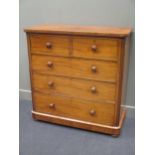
left=19, top=0, right=135, bottom=109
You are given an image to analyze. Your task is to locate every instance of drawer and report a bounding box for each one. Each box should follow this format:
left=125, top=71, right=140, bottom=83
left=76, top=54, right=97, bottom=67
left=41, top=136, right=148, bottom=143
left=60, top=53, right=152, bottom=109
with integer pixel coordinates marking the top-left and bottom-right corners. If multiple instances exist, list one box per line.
left=32, top=74, right=116, bottom=103
left=33, top=92, right=115, bottom=125
left=72, top=36, right=121, bottom=61
left=30, top=34, right=70, bottom=56
left=31, top=55, right=118, bottom=82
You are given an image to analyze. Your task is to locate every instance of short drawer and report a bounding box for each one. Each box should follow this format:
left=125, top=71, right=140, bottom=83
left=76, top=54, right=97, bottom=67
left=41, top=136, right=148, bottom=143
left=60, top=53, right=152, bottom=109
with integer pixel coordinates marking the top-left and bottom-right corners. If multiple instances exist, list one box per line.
left=72, top=36, right=121, bottom=61
left=32, top=74, right=116, bottom=103
left=31, top=55, right=118, bottom=82
left=33, top=92, right=115, bottom=126
left=30, top=34, right=70, bottom=56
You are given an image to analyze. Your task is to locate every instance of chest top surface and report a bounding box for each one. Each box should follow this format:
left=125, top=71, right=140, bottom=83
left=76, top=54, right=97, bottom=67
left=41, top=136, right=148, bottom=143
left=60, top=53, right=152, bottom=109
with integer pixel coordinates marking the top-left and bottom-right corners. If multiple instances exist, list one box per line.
left=24, top=24, right=131, bottom=38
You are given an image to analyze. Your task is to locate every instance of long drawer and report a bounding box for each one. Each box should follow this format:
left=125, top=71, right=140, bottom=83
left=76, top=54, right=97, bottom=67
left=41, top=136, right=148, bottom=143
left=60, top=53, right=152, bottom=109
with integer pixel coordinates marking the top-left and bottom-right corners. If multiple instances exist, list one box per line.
left=32, top=73, right=116, bottom=103
left=33, top=92, right=115, bottom=126
left=31, top=55, right=118, bottom=82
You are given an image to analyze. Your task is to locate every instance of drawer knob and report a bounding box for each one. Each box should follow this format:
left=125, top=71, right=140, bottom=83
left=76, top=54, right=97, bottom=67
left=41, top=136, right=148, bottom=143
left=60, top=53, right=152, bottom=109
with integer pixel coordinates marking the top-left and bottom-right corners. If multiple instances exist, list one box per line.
left=47, top=61, right=53, bottom=67
left=48, top=81, right=54, bottom=87
left=46, top=42, right=52, bottom=49
left=49, top=103, right=55, bottom=108
left=91, top=65, right=97, bottom=72
left=91, top=45, right=97, bottom=52
left=89, top=109, right=96, bottom=116
left=91, top=86, right=97, bottom=93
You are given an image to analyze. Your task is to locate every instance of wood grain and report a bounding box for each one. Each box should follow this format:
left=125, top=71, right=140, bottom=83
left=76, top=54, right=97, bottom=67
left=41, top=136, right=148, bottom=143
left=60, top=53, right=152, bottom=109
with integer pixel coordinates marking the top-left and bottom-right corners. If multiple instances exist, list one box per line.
left=114, top=37, right=130, bottom=125
left=24, top=25, right=131, bottom=135
left=32, top=73, right=116, bottom=103
left=32, top=110, right=126, bottom=135
left=30, top=34, right=70, bottom=56
left=33, top=92, right=115, bottom=126
left=31, top=55, right=118, bottom=82
left=24, top=24, right=132, bottom=38
left=72, top=36, right=121, bottom=61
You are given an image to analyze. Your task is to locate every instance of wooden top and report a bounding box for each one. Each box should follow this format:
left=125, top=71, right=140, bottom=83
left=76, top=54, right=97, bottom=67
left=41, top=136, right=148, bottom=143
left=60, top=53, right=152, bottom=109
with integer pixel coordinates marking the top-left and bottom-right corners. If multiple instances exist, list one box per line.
left=24, top=24, right=131, bottom=38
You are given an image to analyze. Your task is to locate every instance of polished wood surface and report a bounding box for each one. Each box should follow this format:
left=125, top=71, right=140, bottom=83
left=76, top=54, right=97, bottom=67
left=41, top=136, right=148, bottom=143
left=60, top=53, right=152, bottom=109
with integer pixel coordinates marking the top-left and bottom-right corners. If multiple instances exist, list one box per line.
left=33, top=92, right=115, bottom=125
left=115, top=37, right=130, bottom=125
left=72, top=36, right=121, bottom=61
left=30, top=34, right=70, bottom=56
left=32, top=110, right=126, bottom=135
left=25, top=25, right=131, bottom=136
left=24, top=24, right=131, bottom=38
left=32, top=73, right=116, bottom=103
left=31, top=55, right=118, bottom=82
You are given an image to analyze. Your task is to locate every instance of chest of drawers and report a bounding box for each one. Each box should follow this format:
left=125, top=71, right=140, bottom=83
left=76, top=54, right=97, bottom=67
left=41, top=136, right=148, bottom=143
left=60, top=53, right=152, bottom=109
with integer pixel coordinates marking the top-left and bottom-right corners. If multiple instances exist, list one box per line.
left=24, top=25, right=131, bottom=136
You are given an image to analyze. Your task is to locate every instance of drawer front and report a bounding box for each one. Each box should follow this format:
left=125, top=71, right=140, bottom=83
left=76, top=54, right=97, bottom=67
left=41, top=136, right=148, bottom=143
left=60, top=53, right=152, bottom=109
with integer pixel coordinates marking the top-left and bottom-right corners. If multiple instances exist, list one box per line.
left=32, top=74, right=116, bottom=102
left=31, top=55, right=118, bottom=82
left=72, top=36, right=121, bottom=60
left=33, top=92, right=115, bottom=125
left=30, top=34, right=70, bottom=56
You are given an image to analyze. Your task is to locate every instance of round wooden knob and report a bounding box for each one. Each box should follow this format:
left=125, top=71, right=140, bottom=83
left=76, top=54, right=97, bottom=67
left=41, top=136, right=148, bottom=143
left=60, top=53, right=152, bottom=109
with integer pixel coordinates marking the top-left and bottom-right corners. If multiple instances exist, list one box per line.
left=91, top=86, right=96, bottom=93
left=49, top=103, right=55, bottom=108
left=47, top=61, right=53, bottom=67
left=48, top=81, right=54, bottom=87
left=46, top=42, right=52, bottom=48
left=89, top=109, right=96, bottom=116
left=91, top=65, right=97, bottom=72
left=91, top=45, right=97, bottom=52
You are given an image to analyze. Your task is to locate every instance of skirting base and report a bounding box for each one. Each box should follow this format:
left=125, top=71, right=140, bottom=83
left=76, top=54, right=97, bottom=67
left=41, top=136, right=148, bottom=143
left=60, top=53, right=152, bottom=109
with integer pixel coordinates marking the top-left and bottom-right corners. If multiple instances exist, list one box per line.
left=32, top=110, right=126, bottom=136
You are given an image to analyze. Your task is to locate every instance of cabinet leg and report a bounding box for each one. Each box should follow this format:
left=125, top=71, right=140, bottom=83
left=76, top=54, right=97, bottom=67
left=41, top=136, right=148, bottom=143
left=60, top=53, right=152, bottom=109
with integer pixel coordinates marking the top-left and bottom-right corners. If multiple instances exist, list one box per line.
left=32, top=113, right=37, bottom=120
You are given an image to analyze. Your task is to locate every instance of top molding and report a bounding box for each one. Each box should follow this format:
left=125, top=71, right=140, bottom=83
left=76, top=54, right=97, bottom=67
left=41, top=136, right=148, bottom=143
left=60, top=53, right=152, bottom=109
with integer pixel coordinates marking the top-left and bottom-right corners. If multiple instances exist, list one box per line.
left=24, top=24, right=132, bottom=38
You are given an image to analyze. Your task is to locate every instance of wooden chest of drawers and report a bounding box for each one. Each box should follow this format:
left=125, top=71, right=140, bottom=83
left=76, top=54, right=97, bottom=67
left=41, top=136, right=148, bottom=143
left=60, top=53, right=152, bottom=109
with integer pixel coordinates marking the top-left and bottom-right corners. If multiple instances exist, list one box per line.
left=24, top=25, right=131, bottom=136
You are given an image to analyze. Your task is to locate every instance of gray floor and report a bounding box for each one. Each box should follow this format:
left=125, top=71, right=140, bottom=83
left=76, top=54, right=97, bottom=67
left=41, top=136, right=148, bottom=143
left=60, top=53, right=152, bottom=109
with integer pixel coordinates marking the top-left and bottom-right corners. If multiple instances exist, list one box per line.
left=19, top=100, right=135, bottom=155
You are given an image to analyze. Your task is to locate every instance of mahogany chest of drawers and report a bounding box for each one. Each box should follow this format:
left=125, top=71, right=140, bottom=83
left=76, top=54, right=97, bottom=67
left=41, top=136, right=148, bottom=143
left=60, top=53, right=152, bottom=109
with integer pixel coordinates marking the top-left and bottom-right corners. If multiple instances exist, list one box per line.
left=24, top=25, right=131, bottom=136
